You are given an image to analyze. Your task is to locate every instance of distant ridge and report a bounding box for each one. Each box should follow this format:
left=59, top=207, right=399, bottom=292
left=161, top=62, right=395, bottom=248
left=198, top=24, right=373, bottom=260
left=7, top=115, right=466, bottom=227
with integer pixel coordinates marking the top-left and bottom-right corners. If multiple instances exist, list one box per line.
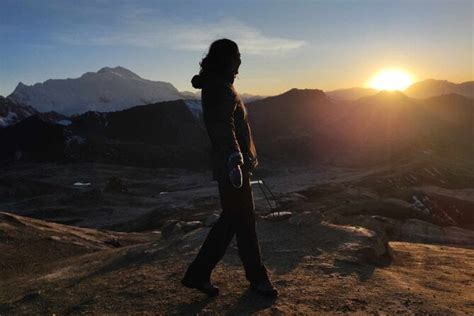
left=326, top=87, right=378, bottom=100
left=404, top=79, right=474, bottom=99
left=326, top=79, right=474, bottom=100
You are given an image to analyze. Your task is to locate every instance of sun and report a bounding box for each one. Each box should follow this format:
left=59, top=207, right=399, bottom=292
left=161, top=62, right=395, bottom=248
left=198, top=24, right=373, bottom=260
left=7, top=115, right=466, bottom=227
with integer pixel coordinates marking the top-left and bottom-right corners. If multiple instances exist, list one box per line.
left=369, top=69, right=413, bottom=91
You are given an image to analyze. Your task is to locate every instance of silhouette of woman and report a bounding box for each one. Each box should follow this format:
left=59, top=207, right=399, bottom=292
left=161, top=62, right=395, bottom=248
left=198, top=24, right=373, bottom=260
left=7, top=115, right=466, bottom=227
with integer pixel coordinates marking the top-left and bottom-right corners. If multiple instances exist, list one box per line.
left=181, top=39, right=278, bottom=297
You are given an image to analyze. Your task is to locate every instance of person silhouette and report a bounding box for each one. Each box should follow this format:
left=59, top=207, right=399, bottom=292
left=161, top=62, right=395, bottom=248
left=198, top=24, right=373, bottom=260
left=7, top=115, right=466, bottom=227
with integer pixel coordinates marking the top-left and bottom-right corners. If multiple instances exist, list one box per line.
left=181, top=38, right=278, bottom=298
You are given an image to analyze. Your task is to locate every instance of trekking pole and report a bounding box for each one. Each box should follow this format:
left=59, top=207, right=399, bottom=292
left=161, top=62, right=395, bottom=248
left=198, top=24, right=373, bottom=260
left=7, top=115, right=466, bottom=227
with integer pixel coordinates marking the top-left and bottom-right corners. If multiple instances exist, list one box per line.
left=251, top=179, right=273, bottom=212
left=260, top=178, right=279, bottom=214
left=251, top=177, right=278, bottom=214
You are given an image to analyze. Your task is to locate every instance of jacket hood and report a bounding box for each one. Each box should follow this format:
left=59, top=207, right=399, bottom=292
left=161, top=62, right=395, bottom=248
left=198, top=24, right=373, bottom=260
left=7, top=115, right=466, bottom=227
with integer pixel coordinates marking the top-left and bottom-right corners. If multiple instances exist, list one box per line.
left=191, top=74, right=205, bottom=89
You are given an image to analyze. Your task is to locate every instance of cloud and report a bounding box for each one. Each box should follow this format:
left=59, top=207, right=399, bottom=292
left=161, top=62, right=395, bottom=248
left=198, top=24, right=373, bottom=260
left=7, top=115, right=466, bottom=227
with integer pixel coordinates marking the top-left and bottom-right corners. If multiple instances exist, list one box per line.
left=54, top=16, right=305, bottom=55
left=172, top=19, right=306, bottom=55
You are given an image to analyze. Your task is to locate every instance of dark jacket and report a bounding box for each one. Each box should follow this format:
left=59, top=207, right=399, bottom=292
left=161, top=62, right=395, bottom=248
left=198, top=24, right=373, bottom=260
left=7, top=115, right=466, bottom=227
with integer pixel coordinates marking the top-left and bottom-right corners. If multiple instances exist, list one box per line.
left=193, top=74, right=258, bottom=181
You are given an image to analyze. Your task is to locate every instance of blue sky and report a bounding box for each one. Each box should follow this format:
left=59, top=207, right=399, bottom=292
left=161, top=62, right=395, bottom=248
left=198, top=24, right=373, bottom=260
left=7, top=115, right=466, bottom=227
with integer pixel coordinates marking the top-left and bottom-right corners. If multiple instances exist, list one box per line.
left=0, top=0, right=472, bottom=96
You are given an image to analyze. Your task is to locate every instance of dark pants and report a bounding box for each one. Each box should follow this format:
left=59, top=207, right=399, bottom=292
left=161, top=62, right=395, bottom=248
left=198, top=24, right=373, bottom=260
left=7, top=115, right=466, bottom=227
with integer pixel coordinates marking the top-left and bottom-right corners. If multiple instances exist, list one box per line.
left=183, top=171, right=269, bottom=284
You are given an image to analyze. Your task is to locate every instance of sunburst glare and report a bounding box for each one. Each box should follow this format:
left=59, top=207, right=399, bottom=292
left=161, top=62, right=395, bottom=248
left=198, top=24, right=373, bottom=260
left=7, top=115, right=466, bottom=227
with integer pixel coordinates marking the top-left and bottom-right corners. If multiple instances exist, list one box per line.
left=369, top=69, right=413, bottom=91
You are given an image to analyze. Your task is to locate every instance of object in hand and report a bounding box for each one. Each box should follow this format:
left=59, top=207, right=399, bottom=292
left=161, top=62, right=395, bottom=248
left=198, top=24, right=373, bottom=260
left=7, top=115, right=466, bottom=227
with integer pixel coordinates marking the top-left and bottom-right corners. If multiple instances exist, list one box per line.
left=228, top=151, right=244, bottom=188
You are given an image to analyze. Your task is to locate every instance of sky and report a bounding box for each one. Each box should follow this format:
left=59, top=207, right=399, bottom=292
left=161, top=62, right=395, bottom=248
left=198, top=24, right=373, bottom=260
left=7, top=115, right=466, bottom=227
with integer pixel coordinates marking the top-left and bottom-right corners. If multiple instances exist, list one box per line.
left=0, top=0, right=472, bottom=96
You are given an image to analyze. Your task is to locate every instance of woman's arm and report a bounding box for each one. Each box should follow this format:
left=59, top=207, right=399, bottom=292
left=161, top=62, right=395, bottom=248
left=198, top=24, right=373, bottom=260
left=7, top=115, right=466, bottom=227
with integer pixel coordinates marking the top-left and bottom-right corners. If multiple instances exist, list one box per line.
left=212, top=86, right=241, bottom=158
left=212, top=86, right=244, bottom=187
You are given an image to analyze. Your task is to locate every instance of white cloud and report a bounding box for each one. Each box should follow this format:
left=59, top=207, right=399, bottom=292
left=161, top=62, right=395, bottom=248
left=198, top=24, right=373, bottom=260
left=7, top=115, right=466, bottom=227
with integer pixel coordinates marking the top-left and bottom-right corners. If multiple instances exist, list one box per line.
left=54, top=17, right=305, bottom=55
left=172, top=19, right=305, bottom=55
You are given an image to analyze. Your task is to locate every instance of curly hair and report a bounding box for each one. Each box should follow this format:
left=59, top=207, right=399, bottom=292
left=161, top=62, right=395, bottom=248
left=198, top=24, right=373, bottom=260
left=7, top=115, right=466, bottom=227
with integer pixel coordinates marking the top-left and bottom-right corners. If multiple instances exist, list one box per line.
left=192, top=39, right=240, bottom=88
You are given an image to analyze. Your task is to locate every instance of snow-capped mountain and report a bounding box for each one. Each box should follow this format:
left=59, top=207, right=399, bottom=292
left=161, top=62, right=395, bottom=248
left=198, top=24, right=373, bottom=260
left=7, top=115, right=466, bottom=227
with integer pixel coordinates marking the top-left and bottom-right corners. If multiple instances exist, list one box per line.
left=0, top=96, right=38, bottom=127
left=8, top=67, right=184, bottom=115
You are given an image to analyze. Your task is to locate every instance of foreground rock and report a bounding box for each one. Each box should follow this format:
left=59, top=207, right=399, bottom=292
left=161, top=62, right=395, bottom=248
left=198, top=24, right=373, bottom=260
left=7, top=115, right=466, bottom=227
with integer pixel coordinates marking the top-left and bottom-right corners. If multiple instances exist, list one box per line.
left=261, top=211, right=293, bottom=221
left=333, top=215, right=474, bottom=246
left=400, top=219, right=474, bottom=245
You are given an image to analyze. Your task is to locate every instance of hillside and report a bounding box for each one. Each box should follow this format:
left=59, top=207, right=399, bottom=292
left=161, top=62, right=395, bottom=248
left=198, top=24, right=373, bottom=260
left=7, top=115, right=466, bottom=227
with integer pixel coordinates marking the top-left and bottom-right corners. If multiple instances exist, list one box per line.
left=0, top=99, right=209, bottom=168
left=0, top=96, right=38, bottom=127
left=248, top=89, right=473, bottom=165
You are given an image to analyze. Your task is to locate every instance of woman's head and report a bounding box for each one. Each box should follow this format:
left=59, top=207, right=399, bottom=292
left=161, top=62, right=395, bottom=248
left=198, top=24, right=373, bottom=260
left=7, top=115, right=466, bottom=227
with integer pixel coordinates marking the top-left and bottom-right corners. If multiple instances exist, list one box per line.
left=191, top=38, right=241, bottom=89
left=192, top=39, right=240, bottom=88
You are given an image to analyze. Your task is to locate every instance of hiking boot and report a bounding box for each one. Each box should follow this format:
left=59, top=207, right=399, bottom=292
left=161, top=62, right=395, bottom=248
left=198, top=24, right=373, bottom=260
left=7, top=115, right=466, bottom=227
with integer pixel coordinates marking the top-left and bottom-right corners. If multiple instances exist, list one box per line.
left=250, top=278, right=279, bottom=298
left=181, top=276, right=219, bottom=297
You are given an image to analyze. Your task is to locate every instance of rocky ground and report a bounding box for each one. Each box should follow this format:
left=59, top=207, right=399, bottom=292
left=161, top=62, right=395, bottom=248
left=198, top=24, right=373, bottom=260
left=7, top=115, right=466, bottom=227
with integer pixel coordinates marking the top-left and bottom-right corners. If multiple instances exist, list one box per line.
left=0, top=154, right=473, bottom=314
left=0, top=211, right=472, bottom=314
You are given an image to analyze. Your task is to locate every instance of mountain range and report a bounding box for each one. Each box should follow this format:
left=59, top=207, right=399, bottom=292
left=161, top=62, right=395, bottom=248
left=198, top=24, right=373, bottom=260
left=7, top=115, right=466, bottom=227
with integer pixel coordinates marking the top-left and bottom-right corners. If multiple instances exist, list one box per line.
left=6, top=66, right=264, bottom=116
left=1, top=85, right=472, bottom=168
left=0, top=66, right=472, bottom=168
left=5, top=66, right=471, bottom=119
